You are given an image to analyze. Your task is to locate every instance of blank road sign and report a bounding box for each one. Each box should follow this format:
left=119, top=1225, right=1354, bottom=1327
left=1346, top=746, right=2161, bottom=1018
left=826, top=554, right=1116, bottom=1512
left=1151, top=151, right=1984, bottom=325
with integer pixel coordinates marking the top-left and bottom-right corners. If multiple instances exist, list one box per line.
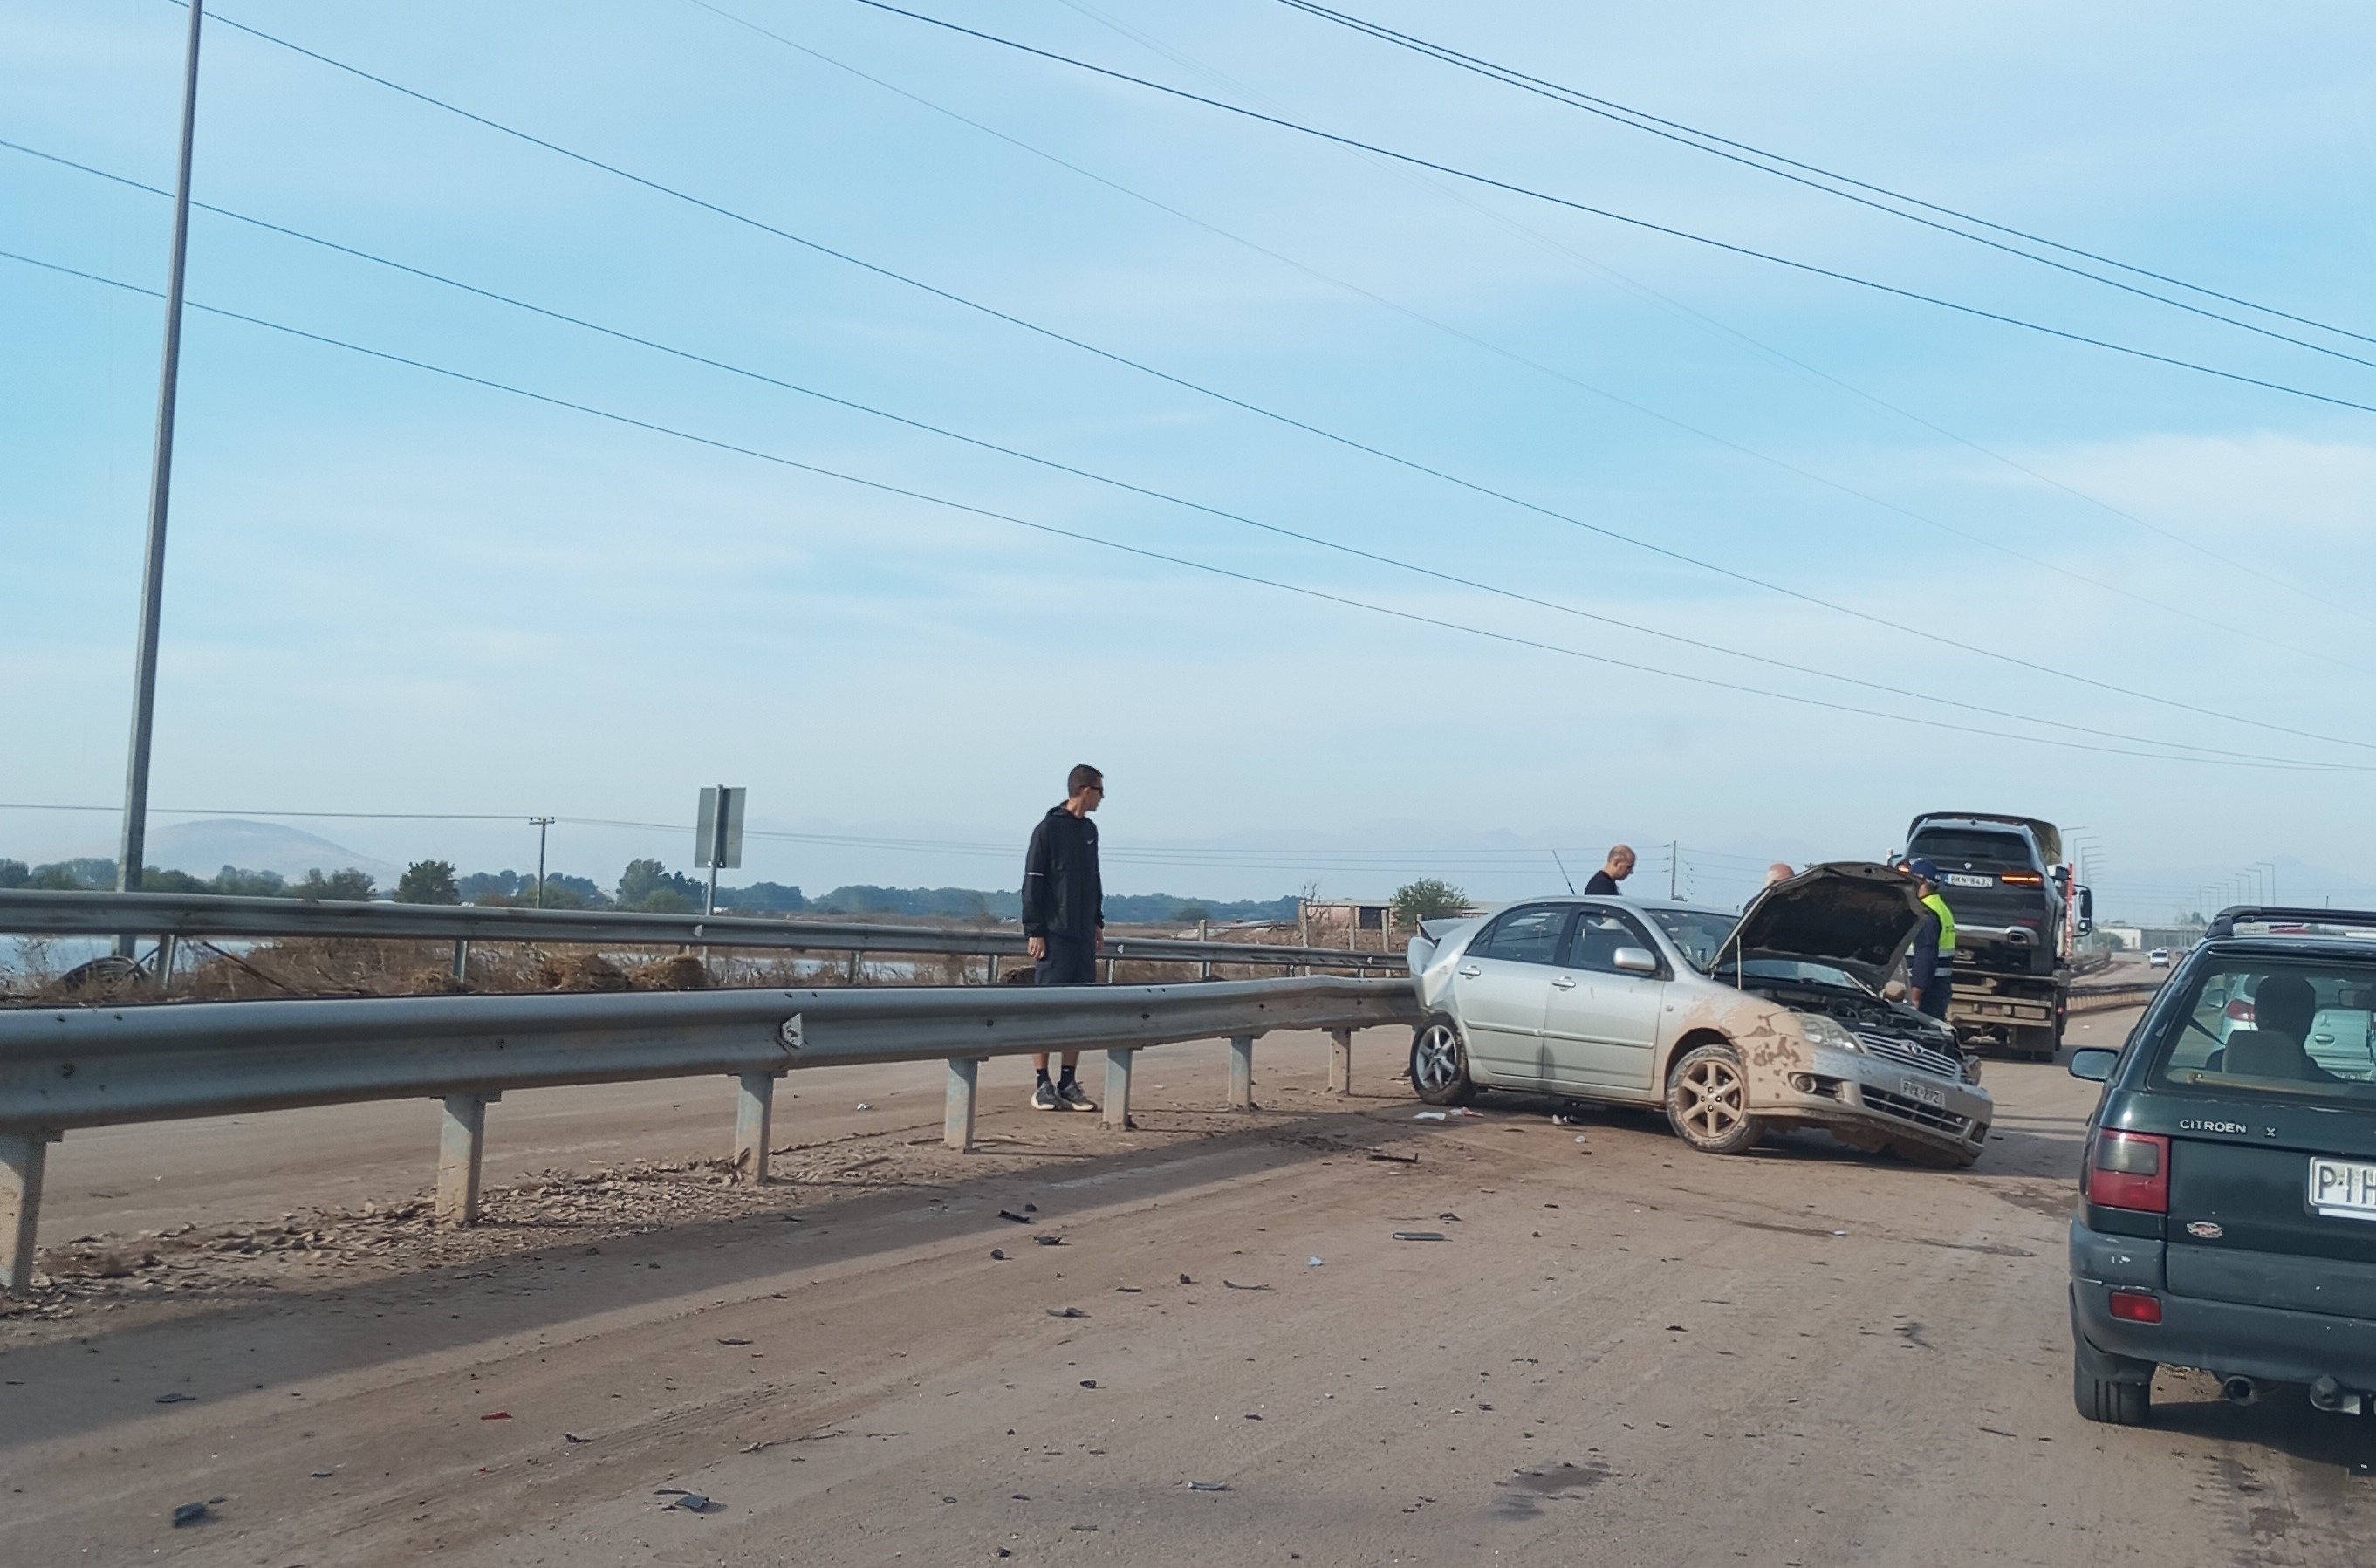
left=696, top=786, right=746, bottom=869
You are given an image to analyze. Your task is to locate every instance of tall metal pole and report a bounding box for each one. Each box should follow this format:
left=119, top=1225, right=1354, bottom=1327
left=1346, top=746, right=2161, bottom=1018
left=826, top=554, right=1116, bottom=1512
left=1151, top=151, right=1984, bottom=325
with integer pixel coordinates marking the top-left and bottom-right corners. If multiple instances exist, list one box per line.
left=1668, top=840, right=1678, bottom=901
left=115, top=0, right=205, bottom=935
left=531, top=816, right=552, bottom=908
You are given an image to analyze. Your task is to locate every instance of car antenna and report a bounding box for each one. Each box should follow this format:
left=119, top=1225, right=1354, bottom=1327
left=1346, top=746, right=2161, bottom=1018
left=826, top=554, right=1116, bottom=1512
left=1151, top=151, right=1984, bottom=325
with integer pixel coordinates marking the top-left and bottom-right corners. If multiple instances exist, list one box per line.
left=1551, top=849, right=1578, bottom=894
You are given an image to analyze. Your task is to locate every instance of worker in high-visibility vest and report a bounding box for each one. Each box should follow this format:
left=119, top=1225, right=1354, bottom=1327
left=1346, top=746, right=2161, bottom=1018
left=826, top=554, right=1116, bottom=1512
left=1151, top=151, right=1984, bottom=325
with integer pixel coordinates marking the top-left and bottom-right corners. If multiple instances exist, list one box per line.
left=1905, top=857, right=1957, bottom=1020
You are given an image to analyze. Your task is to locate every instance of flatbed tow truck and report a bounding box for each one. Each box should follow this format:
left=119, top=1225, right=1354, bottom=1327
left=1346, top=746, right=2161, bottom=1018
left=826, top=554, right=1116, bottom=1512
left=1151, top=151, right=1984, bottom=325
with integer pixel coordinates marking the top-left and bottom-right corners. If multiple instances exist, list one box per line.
left=1902, top=811, right=2093, bottom=1062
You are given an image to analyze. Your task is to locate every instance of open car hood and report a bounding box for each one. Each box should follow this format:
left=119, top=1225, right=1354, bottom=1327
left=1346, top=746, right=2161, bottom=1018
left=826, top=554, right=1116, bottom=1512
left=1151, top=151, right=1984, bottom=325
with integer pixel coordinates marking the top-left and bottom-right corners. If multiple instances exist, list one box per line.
left=1723, top=861, right=1924, bottom=989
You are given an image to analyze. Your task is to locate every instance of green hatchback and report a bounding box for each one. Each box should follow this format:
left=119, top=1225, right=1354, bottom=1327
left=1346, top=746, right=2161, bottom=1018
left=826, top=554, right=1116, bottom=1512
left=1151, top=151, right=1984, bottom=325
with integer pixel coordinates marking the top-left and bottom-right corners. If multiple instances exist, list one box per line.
left=2068, top=908, right=2376, bottom=1425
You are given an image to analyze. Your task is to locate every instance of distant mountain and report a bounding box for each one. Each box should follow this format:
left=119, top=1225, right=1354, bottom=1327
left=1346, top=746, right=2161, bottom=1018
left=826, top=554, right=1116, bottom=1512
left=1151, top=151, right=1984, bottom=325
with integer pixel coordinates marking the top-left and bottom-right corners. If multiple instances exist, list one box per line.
left=147, top=818, right=401, bottom=882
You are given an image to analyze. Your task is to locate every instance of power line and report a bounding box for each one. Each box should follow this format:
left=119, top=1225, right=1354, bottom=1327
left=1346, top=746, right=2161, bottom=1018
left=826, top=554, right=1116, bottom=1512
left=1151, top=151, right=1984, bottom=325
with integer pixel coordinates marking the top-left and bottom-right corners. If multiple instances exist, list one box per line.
left=833, top=0, right=2376, bottom=417
left=1274, top=0, right=2376, bottom=372
left=10, top=245, right=2364, bottom=775
left=17, top=142, right=2353, bottom=762
left=115, top=18, right=2376, bottom=750
left=642, top=20, right=2366, bottom=671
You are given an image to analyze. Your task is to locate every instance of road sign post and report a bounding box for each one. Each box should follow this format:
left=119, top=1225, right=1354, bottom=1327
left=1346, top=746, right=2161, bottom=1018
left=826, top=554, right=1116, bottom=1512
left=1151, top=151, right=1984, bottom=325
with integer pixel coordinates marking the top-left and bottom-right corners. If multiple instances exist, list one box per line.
left=695, top=786, right=746, bottom=918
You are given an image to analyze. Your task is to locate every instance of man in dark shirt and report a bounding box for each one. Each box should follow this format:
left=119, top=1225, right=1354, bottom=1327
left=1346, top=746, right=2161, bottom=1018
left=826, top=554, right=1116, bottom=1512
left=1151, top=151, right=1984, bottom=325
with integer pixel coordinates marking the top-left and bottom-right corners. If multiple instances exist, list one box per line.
left=1585, top=844, right=1635, bottom=896
left=1021, top=764, right=1106, bottom=1110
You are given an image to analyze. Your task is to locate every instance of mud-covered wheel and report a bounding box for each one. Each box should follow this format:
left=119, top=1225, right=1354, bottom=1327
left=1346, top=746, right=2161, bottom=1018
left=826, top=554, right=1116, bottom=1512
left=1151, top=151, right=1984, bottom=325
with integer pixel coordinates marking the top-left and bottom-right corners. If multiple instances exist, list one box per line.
left=1409, top=1017, right=1476, bottom=1106
left=1665, top=1041, right=1763, bottom=1154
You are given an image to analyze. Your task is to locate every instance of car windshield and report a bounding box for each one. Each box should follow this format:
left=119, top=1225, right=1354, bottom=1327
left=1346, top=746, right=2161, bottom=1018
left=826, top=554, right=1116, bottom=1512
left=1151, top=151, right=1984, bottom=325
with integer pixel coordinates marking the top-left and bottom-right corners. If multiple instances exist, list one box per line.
left=1732, top=957, right=1869, bottom=992
left=1644, top=907, right=1738, bottom=972
left=2153, top=956, right=2376, bottom=1101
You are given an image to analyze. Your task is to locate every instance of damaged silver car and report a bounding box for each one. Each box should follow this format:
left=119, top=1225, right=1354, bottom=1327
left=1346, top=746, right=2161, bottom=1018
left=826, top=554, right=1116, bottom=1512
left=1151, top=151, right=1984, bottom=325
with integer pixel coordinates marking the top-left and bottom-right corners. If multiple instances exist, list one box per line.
left=1405, top=862, right=1992, bottom=1167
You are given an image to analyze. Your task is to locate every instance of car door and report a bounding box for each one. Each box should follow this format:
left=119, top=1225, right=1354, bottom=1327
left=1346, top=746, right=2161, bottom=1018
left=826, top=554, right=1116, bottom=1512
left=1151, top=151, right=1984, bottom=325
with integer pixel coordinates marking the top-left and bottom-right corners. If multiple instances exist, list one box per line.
left=1538, top=907, right=1667, bottom=1095
left=1449, top=905, right=1572, bottom=1086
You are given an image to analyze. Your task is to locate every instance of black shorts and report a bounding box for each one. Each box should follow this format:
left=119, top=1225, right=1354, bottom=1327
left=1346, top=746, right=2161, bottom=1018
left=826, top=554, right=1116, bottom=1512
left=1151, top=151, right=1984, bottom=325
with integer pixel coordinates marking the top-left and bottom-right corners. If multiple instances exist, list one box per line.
left=1035, top=931, right=1099, bottom=986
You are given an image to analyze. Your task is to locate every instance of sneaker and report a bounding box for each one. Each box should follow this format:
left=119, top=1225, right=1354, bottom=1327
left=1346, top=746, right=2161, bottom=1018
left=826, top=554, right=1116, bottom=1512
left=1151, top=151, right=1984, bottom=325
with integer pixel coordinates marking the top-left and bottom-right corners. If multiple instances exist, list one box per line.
left=1057, top=1079, right=1099, bottom=1113
left=1031, top=1079, right=1063, bottom=1112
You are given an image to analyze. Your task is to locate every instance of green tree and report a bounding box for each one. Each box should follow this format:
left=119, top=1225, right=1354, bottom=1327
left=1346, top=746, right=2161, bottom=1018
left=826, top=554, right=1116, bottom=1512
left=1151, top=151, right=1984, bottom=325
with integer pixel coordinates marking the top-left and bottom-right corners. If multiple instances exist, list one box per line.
left=618, top=859, right=704, bottom=911
left=294, top=867, right=376, bottom=901
left=1174, top=903, right=1212, bottom=924
left=396, top=859, right=462, bottom=905
left=212, top=866, right=289, bottom=898
left=1392, top=878, right=1469, bottom=927
left=0, top=859, right=29, bottom=889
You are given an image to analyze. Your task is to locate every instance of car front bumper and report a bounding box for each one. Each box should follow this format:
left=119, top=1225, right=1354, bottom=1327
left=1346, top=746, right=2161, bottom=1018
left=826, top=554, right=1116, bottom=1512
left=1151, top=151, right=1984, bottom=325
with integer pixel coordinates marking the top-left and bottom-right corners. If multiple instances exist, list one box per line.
left=2070, top=1218, right=2376, bottom=1389
left=1761, top=1044, right=1992, bottom=1155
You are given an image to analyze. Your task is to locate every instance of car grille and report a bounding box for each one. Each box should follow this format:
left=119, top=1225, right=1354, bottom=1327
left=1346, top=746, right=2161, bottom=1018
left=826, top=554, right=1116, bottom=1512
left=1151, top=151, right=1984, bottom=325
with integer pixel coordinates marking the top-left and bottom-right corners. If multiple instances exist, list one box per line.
left=1856, top=1031, right=1963, bottom=1079
left=1860, top=1086, right=1972, bottom=1140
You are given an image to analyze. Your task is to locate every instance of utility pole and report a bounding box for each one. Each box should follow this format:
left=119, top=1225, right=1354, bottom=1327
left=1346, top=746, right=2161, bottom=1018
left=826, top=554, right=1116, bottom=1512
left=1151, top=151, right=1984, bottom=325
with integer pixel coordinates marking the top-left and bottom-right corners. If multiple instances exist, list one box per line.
left=1668, top=841, right=1680, bottom=901
left=531, top=816, right=554, bottom=907
left=114, top=0, right=204, bottom=950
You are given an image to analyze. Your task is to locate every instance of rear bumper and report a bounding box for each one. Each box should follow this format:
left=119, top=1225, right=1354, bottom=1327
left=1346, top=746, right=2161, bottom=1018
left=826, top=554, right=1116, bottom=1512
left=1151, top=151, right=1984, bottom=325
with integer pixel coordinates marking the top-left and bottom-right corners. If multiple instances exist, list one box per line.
left=2070, top=1218, right=2376, bottom=1387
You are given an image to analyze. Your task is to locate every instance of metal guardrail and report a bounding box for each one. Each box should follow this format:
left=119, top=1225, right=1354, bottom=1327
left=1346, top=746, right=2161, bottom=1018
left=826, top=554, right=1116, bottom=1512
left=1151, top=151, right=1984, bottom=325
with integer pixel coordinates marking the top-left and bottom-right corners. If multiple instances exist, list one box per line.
left=0, top=889, right=1410, bottom=974
left=0, top=975, right=1423, bottom=1293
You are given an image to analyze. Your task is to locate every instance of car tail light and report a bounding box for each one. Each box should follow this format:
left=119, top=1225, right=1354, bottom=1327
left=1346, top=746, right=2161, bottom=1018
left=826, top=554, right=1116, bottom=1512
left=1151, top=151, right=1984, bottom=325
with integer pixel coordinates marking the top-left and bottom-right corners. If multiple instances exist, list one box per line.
left=2085, top=1130, right=2171, bottom=1214
left=2108, top=1291, right=2162, bottom=1325
left=2000, top=872, right=2044, bottom=887
left=2224, top=998, right=2256, bottom=1024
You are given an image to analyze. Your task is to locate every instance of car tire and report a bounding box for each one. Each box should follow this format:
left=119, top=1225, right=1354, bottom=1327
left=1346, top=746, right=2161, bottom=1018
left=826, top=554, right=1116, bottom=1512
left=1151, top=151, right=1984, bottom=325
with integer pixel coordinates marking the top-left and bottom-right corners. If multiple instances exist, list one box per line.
left=1664, top=1041, right=1763, bottom=1155
left=1409, top=1017, right=1477, bottom=1106
left=2071, top=1294, right=2153, bottom=1426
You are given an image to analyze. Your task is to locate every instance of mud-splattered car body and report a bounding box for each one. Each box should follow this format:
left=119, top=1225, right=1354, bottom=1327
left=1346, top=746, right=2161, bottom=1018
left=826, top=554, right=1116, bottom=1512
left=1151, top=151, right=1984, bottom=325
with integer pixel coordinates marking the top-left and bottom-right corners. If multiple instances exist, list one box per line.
left=1406, top=863, right=1992, bottom=1166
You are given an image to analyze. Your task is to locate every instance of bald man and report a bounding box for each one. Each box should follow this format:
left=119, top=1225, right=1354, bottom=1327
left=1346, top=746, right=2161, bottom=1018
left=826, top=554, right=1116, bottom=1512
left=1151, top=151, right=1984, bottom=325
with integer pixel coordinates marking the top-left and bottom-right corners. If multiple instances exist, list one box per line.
left=1585, top=845, right=1635, bottom=896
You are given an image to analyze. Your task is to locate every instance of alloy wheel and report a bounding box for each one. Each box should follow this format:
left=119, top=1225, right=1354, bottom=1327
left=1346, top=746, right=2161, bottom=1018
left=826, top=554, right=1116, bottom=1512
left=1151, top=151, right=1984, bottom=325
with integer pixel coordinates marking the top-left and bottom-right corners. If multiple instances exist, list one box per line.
left=1675, top=1055, right=1747, bottom=1140
left=1413, top=1023, right=1462, bottom=1093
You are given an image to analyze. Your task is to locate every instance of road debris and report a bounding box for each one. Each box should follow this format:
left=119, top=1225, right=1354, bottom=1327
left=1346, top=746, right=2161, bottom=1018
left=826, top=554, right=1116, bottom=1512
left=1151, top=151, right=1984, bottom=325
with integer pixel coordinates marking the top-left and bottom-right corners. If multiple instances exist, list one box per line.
left=1366, top=1151, right=1418, bottom=1164
left=1393, top=1232, right=1448, bottom=1243
left=310, top=1469, right=333, bottom=1478
left=1413, top=1112, right=1448, bottom=1122
left=1078, top=1380, right=1099, bottom=1389
left=1188, top=1481, right=1232, bottom=1491
left=717, top=1337, right=753, bottom=1346
left=1179, top=1273, right=1194, bottom=1284
left=996, top=1210, right=1032, bottom=1225
left=989, top=1249, right=1008, bottom=1261
left=1222, top=1280, right=1271, bottom=1291
left=170, top=1502, right=209, bottom=1527
left=154, top=1392, right=195, bottom=1404
left=1115, top=1286, right=1141, bottom=1293
left=853, top=1103, right=872, bottom=1112
left=481, top=1410, right=512, bottom=1421
left=656, top=1489, right=715, bottom=1512
left=564, top=1433, right=592, bottom=1444
left=1307, top=1257, right=1325, bottom=1267
left=1033, top=1235, right=1065, bottom=1247
left=1047, top=1307, right=1088, bottom=1318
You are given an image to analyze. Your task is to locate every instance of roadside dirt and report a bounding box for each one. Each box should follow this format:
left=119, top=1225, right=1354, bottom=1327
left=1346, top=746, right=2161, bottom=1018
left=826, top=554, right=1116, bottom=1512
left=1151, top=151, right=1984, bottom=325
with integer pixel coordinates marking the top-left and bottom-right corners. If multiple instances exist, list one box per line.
left=4, top=1010, right=2372, bottom=1566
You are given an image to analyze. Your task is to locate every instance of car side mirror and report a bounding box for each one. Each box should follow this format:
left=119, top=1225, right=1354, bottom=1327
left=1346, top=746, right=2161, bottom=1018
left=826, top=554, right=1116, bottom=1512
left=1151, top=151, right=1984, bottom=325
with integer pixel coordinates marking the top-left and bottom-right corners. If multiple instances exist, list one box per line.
left=2078, top=887, right=2095, bottom=935
left=1613, top=946, right=1659, bottom=976
left=2068, top=1047, right=2118, bottom=1082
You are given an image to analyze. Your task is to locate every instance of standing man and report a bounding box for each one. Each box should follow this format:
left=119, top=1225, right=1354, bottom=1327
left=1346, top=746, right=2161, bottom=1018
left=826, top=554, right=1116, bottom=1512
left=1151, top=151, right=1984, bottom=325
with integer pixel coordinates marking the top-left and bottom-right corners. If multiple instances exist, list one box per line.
left=1022, top=764, right=1106, bottom=1111
left=1585, top=844, right=1635, bottom=896
left=1905, top=858, right=1957, bottom=1021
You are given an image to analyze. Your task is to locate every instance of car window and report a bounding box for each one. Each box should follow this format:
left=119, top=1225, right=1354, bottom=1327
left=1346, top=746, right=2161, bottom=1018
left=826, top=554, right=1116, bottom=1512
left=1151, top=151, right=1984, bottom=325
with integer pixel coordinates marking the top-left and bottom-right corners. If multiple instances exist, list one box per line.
left=1471, top=906, right=1570, bottom=966
left=2153, top=957, right=2376, bottom=1099
left=1907, top=831, right=2034, bottom=870
left=1565, top=908, right=1657, bottom=976
left=1645, top=907, right=1735, bottom=972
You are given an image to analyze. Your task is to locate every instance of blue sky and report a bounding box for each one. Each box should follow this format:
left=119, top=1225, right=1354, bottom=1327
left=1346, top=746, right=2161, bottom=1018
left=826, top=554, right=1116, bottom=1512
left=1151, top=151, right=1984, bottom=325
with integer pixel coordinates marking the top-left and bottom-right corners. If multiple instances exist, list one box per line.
left=5, top=0, right=2375, bottom=916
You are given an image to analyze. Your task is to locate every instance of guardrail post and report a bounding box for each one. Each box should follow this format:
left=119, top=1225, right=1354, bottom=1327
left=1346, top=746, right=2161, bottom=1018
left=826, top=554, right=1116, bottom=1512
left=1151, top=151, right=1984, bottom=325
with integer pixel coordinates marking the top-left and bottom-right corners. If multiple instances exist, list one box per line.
left=451, top=938, right=469, bottom=984
left=1102, top=1049, right=1133, bottom=1130
left=1, top=1131, right=58, bottom=1296
left=435, top=1092, right=498, bottom=1226
left=735, top=1072, right=782, bottom=1184
left=1329, top=1028, right=1354, bottom=1095
left=1229, top=1034, right=1256, bottom=1109
left=944, top=1058, right=981, bottom=1151
left=154, top=933, right=177, bottom=994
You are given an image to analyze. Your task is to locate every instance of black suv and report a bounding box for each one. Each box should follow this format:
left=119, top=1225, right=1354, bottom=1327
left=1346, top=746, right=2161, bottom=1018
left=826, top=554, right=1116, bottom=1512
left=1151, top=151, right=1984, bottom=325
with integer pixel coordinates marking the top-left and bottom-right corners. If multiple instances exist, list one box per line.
left=2068, top=907, right=2376, bottom=1424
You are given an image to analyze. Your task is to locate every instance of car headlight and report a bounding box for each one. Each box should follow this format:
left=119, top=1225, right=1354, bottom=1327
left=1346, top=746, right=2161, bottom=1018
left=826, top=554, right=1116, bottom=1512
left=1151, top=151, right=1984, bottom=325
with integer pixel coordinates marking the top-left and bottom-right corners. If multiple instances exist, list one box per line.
left=1793, top=1011, right=1861, bottom=1051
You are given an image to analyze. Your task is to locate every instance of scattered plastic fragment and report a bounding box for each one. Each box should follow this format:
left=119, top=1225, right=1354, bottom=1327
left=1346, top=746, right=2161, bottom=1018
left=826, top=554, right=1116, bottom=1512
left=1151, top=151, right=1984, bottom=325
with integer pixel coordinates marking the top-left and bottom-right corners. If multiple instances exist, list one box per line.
left=1832, top=1229, right=1848, bottom=1237
left=1574, top=1135, right=1591, bottom=1145
left=480, top=1411, right=512, bottom=1421
left=1069, top=1523, right=1099, bottom=1531
left=1222, top=1280, right=1271, bottom=1291
left=989, top=1249, right=1008, bottom=1261
left=170, top=1502, right=209, bottom=1528
left=1115, top=1286, right=1141, bottom=1293
left=1079, top=1380, right=1099, bottom=1389
left=309, top=1469, right=333, bottom=1479
left=154, top=1393, right=195, bottom=1404
left=1665, top=1325, right=1687, bottom=1332
left=1188, top=1481, right=1232, bottom=1492
left=1307, top=1257, right=1324, bottom=1267
left=1393, top=1232, right=1447, bottom=1243
left=996, top=1211, right=1032, bottom=1225
left=1438, top=1213, right=1462, bottom=1222
left=1179, top=1273, right=1194, bottom=1285
left=854, top=1103, right=872, bottom=1112
left=662, top=1492, right=713, bottom=1513
left=717, top=1338, right=753, bottom=1346
left=1366, top=1151, right=1417, bottom=1164
left=564, top=1433, right=592, bottom=1444
left=1024, top=1203, right=1038, bottom=1213
left=1047, top=1307, right=1088, bottom=1318
left=1413, top=1112, right=1448, bottom=1122
left=1033, top=1235, right=1064, bottom=1246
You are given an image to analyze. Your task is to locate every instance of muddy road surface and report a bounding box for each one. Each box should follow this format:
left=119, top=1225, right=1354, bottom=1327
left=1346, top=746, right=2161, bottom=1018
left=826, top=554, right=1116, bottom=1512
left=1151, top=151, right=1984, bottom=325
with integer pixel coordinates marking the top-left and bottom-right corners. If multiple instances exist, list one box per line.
left=3, top=1009, right=2370, bottom=1565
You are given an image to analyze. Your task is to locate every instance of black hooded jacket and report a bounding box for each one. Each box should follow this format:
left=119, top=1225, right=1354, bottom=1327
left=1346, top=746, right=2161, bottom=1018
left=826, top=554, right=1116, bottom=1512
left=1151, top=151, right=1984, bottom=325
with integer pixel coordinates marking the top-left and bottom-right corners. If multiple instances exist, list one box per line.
left=1022, top=805, right=1103, bottom=939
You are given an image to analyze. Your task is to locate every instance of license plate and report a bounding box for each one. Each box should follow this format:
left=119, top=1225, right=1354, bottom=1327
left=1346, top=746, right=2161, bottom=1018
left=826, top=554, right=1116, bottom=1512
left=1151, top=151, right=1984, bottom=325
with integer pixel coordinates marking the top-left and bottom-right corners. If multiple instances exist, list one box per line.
left=2308, top=1157, right=2376, bottom=1221
left=1943, top=873, right=1993, bottom=888
left=1898, top=1077, right=1947, bottom=1109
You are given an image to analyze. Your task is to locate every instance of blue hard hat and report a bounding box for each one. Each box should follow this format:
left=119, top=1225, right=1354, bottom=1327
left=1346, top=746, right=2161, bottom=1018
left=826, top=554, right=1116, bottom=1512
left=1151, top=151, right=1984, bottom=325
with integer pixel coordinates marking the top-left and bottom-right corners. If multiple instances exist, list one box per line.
left=1907, top=857, right=1941, bottom=882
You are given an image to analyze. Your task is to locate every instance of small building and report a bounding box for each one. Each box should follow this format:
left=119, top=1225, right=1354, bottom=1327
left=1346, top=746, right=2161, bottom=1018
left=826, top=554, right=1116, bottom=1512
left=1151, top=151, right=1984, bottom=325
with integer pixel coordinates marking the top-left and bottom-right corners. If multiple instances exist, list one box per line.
left=1299, top=900, right=1397, bottom=950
